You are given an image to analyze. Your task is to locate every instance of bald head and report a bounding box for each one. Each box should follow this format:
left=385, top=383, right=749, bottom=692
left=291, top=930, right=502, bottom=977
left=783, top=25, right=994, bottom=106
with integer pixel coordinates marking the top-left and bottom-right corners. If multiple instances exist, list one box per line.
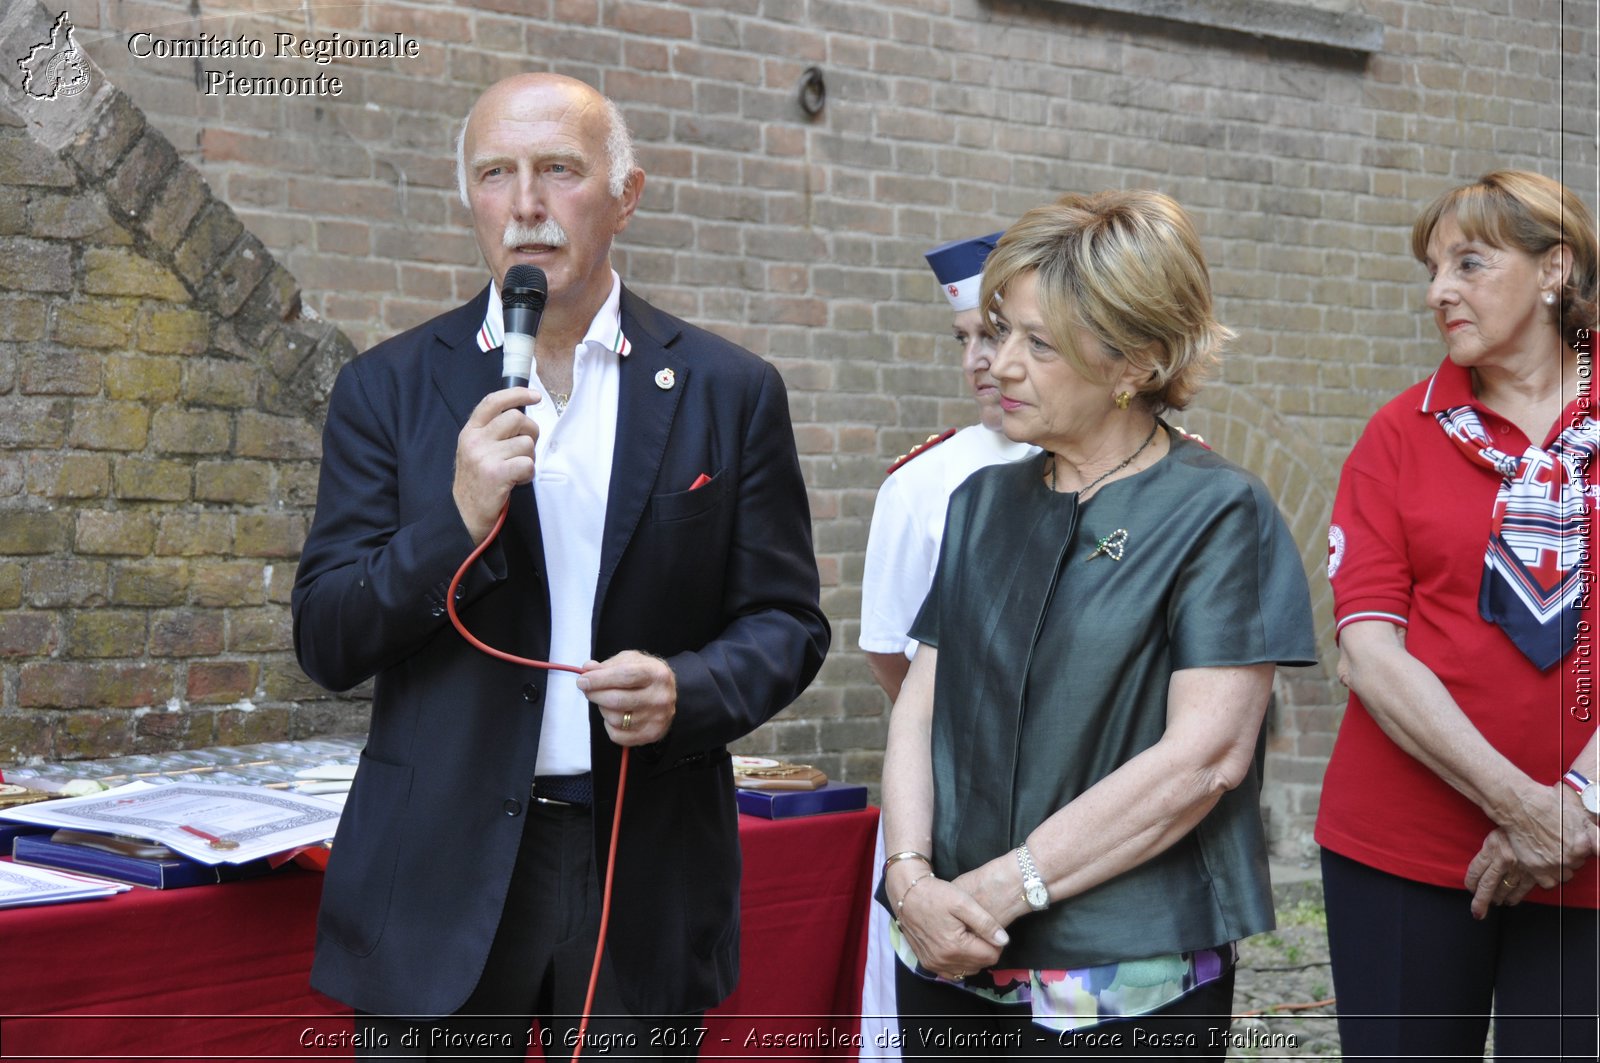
left=457, top=72, right=644, bottom=319
left=456, top=74, right=636, bottom=206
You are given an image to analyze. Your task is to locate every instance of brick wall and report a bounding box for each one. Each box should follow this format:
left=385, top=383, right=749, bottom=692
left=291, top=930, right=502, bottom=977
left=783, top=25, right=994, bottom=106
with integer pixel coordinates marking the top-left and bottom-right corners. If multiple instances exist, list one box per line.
left=2, top=0, right=1595, bottom=858
left=0, top=3, right=365, bottom=758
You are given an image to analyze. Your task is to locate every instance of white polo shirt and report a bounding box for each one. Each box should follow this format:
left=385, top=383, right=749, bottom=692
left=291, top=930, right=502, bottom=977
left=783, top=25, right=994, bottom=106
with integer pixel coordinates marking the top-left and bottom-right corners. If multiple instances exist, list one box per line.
left=478, top=273, right=633, bottom=776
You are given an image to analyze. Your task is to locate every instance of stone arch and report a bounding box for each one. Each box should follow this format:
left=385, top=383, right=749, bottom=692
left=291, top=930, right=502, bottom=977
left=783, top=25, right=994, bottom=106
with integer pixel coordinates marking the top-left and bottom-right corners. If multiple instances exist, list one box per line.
left=0, top=6, right=359, bottom=759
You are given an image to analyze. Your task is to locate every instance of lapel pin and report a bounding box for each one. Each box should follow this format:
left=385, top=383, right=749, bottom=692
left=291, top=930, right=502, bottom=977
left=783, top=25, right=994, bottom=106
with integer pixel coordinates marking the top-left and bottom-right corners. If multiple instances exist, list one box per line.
left=654, top=368, right=676, bottom=391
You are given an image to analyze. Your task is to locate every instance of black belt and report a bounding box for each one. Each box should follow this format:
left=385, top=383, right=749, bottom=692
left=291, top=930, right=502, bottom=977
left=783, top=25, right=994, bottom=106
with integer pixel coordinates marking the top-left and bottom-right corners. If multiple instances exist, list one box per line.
left=532, top=773, right=593, bottom=808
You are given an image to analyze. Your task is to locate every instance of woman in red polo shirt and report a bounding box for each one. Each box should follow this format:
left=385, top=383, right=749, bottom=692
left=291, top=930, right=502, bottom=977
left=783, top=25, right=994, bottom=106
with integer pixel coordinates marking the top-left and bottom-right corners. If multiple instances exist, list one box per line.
left=1319, top=171, right=1599, bottom=1060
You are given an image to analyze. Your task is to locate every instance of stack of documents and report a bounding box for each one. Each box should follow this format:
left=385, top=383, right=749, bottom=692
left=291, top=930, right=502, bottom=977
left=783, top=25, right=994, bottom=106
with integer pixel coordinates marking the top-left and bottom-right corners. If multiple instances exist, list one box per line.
left=11, top=833, right=276, bottom=889
left=2, top=780, right=342, bottom=867
left=0, top=860, right=130, bottom=908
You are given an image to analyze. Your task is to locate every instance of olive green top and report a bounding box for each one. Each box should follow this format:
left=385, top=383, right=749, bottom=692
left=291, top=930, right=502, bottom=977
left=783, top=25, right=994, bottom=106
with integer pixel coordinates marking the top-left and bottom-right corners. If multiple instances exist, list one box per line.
left=909, top=427, right=1317, bottom=969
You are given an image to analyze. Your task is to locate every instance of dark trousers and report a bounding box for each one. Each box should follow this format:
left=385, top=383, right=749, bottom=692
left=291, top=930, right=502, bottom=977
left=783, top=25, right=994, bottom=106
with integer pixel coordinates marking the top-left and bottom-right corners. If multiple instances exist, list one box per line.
left=357, top=802, right=703, bottom=1061
left=1322, top=848, right=1600, bottom=1062
left=894, top=955, right=1237, bottom=1059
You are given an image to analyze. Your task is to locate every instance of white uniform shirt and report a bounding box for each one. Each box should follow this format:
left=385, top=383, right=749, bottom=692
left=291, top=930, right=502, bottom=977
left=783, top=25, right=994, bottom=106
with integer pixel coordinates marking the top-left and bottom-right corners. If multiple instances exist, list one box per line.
left=857, top=422, right=1036, bottom=1061
left=859, top=424, right=1039, bottom=658
left=479, top=273, right=633, bottom=776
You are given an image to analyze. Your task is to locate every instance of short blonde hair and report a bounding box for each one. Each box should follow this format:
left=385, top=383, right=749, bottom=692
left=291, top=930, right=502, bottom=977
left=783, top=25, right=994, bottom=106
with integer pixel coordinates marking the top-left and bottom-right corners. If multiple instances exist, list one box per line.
left=1411, top=170, right=1598, bottom=350
left=979, top=190, right=1232, bottom=412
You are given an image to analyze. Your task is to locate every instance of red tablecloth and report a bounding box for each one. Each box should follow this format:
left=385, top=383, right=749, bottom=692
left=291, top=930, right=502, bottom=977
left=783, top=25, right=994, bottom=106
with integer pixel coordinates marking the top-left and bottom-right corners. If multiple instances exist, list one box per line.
left=1, top=809, right=878, bottom=1061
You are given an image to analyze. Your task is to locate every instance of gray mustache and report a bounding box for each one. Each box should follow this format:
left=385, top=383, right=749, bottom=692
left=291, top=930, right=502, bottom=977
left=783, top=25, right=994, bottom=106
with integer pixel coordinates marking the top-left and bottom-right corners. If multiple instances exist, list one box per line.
left=503, top=220, right=569, bottom=249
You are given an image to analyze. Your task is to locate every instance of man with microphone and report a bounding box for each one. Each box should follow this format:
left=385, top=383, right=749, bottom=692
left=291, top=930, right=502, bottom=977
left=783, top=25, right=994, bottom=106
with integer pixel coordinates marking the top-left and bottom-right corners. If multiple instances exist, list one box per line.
left=292, top=73, right=829, bottom=1058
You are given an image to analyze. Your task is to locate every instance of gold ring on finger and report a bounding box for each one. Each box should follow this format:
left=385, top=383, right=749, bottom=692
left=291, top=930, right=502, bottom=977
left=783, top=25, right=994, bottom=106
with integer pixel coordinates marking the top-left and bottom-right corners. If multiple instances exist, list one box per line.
left=621, top=712, right=633, bottom=730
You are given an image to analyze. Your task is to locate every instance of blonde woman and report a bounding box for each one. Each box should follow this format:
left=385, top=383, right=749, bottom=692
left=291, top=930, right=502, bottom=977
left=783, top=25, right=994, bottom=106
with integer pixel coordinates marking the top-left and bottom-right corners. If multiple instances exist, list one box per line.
left=880, top=191, right=1315, bottom=1058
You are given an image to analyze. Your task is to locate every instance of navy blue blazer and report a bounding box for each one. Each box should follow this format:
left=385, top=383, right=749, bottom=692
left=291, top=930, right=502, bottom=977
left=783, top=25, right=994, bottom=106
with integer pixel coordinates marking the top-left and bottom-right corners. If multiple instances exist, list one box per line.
left=291, top=285, right=830, bottom=1018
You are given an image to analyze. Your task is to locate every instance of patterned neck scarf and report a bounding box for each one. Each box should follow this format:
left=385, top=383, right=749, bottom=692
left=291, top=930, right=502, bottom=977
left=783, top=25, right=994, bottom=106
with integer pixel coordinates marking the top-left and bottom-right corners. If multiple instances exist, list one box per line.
left=1434, top=404, right=1598, bottom=670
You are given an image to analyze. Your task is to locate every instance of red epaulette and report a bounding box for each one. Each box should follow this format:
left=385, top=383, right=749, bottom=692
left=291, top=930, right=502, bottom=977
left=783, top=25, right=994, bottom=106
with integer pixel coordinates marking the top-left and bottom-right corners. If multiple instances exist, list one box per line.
left=886, top=428, right=959, bottom=476
left=1170, top=424, right=1211, bottom=450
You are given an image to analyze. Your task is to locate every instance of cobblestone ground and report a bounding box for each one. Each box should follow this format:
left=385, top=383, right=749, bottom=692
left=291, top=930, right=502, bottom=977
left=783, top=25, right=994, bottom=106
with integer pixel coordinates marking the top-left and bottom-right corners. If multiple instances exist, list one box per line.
left=1228, top=898, right=1341, bottom=1060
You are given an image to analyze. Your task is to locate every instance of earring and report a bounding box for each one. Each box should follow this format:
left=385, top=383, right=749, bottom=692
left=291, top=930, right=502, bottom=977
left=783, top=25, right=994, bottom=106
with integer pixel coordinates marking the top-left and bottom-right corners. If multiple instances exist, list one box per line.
left=1115, top=391, right=1132, bottom=410
left=1543, top=291, right=1558, bottom=306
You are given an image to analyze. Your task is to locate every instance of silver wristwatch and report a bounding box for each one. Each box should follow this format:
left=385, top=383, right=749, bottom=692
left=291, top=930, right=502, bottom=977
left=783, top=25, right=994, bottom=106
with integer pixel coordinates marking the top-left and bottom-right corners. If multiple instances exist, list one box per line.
left=1016, top=844, right=1049, bottom=911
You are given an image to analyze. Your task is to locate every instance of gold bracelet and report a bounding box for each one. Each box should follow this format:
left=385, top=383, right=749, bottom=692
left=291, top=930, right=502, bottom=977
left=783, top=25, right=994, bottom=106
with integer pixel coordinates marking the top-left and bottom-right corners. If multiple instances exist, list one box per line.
left=895, top=871, right=935, bottom=914
left=882, top=850, right=930, bottom=877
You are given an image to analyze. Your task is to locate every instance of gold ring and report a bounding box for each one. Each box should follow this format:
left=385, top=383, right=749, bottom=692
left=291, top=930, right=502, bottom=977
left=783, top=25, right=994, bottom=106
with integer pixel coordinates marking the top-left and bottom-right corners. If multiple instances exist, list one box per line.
left=1501, top=875, right=1515, bottom=888
left=620, top=712, right=633, bottom=730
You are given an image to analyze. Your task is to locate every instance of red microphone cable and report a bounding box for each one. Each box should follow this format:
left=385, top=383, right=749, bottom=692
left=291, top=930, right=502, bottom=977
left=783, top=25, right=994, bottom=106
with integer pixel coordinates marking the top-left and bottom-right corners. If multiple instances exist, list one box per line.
left=446, top=498, right=627, bottom=1061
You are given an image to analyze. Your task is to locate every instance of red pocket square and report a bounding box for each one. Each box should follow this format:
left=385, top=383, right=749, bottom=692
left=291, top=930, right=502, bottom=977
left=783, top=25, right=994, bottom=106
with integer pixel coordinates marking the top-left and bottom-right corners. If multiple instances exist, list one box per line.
left=689, top=473, right=712, bottom=491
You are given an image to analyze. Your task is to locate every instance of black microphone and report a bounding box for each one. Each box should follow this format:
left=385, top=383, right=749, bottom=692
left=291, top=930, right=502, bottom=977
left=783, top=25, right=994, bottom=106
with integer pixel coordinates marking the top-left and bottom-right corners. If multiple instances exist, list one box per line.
left=501, top=265, right=547, bottom=391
